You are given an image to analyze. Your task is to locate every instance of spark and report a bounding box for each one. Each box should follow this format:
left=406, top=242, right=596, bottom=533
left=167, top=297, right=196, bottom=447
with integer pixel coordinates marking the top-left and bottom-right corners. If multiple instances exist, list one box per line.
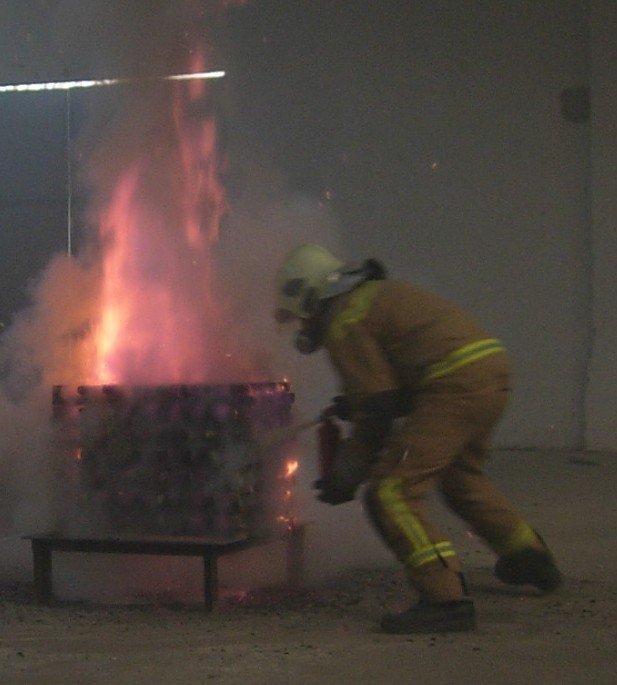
left=0, top=70, right=226, bottom=93
left=285, top=460, right=299, bottom=478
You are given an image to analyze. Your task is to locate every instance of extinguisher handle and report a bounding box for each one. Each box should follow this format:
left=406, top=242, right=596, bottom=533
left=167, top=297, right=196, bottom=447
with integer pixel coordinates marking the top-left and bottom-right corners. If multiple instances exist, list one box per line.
left=317, top=415, right=341, bottom=479
left=320, top=404, right=338, bottom=419
left=320, top=395, right=351, bottom=421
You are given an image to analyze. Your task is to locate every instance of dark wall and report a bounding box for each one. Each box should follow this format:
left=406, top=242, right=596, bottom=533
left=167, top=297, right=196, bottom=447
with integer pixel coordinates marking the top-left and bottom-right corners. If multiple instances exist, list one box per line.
left=0, top=91, right=68, bottom=325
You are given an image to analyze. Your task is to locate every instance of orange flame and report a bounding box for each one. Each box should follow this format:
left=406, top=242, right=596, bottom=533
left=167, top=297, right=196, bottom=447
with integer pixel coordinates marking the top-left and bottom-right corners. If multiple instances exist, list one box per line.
left=92, top=51, right=229, bottom=385
left=285, top=459, right=299, bottom=478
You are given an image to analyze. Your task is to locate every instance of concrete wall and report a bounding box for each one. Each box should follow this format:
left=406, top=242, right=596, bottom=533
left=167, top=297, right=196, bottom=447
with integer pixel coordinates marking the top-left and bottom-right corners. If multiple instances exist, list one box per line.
left=585, top=1, right=617, bottom=450
left=0, top=92, right=68, bottom=324
left=333, top=1, right=592, bottom=449
left=1, top=1, right=615, bottom=451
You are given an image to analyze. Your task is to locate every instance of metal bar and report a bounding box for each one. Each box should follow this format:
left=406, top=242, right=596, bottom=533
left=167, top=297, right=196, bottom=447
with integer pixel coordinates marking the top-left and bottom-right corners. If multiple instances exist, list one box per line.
left=31, top=540, right=52, bottom=604
left=203, top=553, right=218, bottom=612
left=66, top=89, right=72, bottom=257
left=285, top=523, right=306, bottom=588
left=0, top=71, right=226, bottom=93
left=25, top=536, right=251, bottom=557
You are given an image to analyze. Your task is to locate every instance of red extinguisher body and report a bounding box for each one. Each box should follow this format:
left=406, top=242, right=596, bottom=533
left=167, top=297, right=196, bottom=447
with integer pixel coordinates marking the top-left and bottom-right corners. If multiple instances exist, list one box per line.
left=317, top=416, right=341, bottom=478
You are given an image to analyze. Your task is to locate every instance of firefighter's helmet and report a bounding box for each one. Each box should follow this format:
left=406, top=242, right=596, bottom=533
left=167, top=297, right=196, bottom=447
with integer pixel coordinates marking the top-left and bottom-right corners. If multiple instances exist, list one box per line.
left=274, top=244, right=344, bottom=322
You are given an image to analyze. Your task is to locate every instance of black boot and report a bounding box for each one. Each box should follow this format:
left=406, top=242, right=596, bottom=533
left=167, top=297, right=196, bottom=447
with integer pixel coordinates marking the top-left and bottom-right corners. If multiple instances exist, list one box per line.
left=494, top=547, right=563, bottom=593
left=381, top=600, right=476, bottom=634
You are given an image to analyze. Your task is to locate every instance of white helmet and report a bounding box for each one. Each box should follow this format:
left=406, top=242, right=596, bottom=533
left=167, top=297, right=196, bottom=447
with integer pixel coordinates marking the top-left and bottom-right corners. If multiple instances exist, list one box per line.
left=274, top=244, right=344, bottom=322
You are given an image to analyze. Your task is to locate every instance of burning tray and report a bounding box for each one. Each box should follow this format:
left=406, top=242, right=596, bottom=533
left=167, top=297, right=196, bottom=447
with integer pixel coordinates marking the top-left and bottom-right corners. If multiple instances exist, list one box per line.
left=52, top=382, right=295, bottom=539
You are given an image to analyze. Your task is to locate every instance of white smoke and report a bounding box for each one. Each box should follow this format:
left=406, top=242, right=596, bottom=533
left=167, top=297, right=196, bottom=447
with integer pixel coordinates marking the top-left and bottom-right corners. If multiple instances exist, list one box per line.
left=0, top=254, right=98, bottom=531
left=0, top=0, right=391, bottom=597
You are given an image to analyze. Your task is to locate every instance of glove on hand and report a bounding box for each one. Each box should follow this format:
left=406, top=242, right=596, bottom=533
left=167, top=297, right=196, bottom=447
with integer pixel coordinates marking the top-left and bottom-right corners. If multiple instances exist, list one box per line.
left=321, top=396, right=351, bottom=421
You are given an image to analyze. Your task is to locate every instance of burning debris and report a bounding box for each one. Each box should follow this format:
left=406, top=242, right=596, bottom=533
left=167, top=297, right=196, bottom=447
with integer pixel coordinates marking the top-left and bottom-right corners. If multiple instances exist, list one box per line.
left=52, top=382, right=296, bottom=539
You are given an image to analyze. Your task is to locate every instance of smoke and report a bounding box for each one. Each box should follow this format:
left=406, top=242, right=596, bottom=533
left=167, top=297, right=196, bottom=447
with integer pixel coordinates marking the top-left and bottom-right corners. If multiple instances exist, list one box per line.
left=47, top=1, right=224, bottom=78
left=213, top=177, right=399, bottom=581
left=0, top=254, right=97, bottom=532
left=0, top=0, right=391, bottom=598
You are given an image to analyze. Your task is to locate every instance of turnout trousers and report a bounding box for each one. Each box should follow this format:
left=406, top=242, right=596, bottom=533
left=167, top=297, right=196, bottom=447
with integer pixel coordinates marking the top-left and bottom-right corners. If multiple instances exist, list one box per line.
left=364, top=353, right=539, bottom=602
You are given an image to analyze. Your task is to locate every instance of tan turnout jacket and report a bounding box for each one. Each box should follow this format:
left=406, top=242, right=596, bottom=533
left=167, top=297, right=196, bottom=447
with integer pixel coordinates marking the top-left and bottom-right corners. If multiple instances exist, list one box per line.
left=324, top=279, right=499, bottom=406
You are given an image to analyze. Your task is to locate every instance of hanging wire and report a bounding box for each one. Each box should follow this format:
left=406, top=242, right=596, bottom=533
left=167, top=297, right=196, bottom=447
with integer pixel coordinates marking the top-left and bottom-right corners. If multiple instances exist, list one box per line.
left=66, top=89, right=72, bottom=257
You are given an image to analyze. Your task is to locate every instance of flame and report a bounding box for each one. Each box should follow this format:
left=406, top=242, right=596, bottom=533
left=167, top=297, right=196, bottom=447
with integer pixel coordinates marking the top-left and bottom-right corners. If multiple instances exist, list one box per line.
left=284, top=460, right=299, bottom=478
left=275, top=458, right=299, bottom=530
left=91, top=51, right=230, bottom=385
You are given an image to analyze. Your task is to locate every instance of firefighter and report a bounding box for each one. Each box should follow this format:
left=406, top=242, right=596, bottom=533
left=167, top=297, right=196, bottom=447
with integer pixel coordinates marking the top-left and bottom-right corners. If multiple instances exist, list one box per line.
left=274, top=244, right=562, bottom=634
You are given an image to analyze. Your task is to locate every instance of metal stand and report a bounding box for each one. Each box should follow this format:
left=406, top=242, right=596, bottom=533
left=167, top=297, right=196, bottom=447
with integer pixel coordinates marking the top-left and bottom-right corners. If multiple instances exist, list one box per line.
left=26, top=526, right=306, bottom=611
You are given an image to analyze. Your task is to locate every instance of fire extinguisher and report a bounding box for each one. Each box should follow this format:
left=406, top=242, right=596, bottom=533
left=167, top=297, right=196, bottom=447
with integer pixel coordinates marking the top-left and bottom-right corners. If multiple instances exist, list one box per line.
left=317, top=406, right=341, bottom=478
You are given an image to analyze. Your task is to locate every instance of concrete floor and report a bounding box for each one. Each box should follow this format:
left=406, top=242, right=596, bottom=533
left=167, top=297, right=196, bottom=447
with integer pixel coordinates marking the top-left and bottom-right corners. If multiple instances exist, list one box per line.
left=0, top=449, right=616, bottom=684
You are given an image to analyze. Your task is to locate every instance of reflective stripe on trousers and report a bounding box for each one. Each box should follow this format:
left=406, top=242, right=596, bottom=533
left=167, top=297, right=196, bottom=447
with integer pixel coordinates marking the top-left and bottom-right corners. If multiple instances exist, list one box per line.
left=377, top=477, right=457, bottom=570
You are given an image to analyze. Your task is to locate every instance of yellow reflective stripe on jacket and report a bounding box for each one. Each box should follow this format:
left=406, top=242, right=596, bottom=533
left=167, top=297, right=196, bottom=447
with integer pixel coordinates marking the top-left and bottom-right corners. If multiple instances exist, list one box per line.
left=421, top=338, right=506, bottom=383
left=377, top=477, right=432, bottom=551
left=327, top=280, right=383, bottom=342
left=408, top=541, right=457, bottom=569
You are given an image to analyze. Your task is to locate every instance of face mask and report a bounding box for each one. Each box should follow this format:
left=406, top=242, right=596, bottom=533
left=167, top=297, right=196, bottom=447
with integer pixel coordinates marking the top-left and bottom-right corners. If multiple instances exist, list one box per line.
left=293, top=302, right=331, bottom=354
left=294, top=318, right=323, bottom=354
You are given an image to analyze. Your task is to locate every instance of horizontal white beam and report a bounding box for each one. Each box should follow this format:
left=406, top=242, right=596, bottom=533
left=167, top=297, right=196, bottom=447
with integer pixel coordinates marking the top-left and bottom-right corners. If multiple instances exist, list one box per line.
left=0, top=70, right=226, bottom=93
